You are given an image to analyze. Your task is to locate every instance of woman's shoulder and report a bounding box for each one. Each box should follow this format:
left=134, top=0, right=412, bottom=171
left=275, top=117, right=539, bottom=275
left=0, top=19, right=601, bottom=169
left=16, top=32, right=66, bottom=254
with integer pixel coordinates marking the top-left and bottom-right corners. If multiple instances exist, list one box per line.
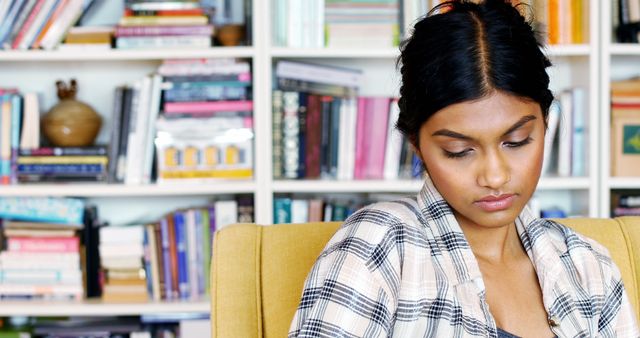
left=320, top=197, right=426, bottom=261
left=541, top=219, right=613, bottom=258
left=537, top=219, right=618, bottom=279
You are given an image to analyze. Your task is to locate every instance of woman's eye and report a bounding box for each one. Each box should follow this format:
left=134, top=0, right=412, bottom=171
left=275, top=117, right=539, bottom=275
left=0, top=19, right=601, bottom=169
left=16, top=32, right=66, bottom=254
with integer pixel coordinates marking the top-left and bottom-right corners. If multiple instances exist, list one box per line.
left=444, top=149, right=472, bottom=159
left=504, top=137, right=533, bottom=148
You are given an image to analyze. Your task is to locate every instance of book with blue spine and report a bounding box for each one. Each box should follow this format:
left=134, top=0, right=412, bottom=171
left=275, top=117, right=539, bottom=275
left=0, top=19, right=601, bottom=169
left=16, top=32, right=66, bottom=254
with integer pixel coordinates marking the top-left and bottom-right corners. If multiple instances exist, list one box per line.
left=143, top=227, right=153, bottom=297
left=10, top=94, right=21, bottom=184
left=0, top=197, right=84, bottom=225
left=174, top=211, right=189, bottom=300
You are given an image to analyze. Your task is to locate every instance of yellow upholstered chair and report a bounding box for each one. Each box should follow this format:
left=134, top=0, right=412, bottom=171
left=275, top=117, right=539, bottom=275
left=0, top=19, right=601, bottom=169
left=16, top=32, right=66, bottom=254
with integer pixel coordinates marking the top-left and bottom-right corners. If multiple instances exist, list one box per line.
left=210, top=218, right=640, bottom=338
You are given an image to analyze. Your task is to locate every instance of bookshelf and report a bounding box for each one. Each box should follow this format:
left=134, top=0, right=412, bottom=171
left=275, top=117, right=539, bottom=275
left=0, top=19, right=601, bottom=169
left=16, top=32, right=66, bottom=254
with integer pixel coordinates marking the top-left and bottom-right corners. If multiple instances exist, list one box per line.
left=0, top=0, right=621, bottom=317
left=599, top=1, right=640, bottom=217
left=0, top=300, right=209, bottom=316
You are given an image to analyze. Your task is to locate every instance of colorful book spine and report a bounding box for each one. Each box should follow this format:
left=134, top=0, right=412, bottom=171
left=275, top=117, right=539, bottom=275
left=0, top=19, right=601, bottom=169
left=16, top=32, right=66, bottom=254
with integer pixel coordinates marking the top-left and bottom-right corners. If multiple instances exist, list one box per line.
left=115, top=35, right=210, bottom=49
left=304, top=94, right=322, bottom=179
left=19, top=146, right=107, bottom=156
left=365, top=97, right=390, bottom=179
left=160, top=218, right=174, bottom=300
left=354, top=97, right=368, bottom=179
left=9, top=94, right=21, bottom=184
left=282, top=92, right=300, bottom=178
left=115, top=25, right=213, bottom=37
left=17, top=163, right=105, bottom=174
left=7, top=237, right=80, bottom=253
left=174, top=212, right=189, bottom=300
left=10, top=0, right=44, bottom=49
left=0, top=197, right=84, bottom=225
left=0, top=95, right=11, bottom=184
left=163, top=100, right=254, bottom=114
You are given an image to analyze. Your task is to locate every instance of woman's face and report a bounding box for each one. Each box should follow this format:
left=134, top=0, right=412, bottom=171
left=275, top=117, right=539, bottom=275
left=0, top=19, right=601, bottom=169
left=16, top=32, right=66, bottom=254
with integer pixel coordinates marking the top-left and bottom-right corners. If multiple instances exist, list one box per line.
left=417, top=91, right=545, bottom=230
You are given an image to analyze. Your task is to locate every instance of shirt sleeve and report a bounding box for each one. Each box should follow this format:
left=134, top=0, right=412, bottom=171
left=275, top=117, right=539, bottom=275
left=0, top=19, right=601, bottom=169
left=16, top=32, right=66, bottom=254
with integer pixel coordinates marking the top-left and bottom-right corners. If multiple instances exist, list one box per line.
left=599, top=261, right=640, bottom=338
left=288, top=247, right=396, bottom=338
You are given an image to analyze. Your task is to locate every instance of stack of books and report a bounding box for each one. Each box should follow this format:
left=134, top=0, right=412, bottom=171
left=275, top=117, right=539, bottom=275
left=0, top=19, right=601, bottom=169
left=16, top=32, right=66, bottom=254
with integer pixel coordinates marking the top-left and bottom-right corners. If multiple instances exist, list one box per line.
left=273, top=60, right=421, bottom=181
left=17, top=146, right=109, bottom=183
left=115, top=0, right=215, bottom=49
left=154, top=58, right=254, bottom=183
left=0, top=197, right=85, bottom=300
left=0, top=0, right=97, bottom=50
left=99, top=225, right=148, bottom=303
left=274, top=0, right=400, bottom=48
left=613, top=193, right=640, bottom=217
left=325, top=0, right=400, bottom=48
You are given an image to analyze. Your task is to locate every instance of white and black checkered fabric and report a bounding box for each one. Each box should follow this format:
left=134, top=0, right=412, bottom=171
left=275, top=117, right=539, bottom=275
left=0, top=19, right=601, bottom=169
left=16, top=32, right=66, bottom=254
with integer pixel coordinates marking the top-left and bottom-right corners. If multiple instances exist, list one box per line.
left=288, top=176, right=639, bottom=337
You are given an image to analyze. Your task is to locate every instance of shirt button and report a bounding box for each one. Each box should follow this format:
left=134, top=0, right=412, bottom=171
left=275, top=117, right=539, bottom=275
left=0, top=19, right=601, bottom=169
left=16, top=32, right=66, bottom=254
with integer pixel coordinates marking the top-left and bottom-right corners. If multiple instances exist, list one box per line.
left=548, top=315, right=560, bottom=327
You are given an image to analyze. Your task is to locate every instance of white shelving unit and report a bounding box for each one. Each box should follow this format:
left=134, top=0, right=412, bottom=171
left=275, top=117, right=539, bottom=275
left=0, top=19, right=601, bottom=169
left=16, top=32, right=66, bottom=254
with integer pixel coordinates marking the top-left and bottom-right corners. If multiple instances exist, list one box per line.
left=0, top=300, right=209, bottom=316
left=599, top=1, right=640, bottom=217
left=0, top=0, right=615, bottom=317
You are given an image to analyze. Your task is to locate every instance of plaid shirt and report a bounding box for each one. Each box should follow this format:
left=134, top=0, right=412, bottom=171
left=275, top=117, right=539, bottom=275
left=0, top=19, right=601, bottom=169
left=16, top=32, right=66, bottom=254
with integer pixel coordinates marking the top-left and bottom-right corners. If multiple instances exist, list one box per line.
left=288, top=177, right=639, bottom=337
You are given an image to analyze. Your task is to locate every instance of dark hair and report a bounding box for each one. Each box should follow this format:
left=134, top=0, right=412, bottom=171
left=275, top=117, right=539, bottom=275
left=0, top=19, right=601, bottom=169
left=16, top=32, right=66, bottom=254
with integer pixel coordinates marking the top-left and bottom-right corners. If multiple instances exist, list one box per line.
left=396, top=0, right=553, bottom=147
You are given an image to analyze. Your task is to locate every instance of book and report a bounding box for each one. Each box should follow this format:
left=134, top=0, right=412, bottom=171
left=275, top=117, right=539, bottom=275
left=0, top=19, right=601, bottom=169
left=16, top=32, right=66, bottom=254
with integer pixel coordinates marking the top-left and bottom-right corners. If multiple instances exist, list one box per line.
left=119, top=15, right=208, bottom=26
left=291, top=199, right=309, bottom=223
left=383, top=99, right=402, bottom=180
left=272, top=90, right=284, bottom=179
left=276, top=60, right=363, bottom=89
left=40, top=0, right=84, bottom=50
left=19, top=93, right=40, bottom=150
left=282, top=92, right=300, bottom=179
left=115, top=25, right=214, bottom=37
left=541, top=100, right=561, bottom=176
left=116, top=35, right=211, bottom=49
left=273, top=197, right=292, bottom=224
left=0, top=95, right=11, bottom=184
left=163, top=100, right=254, bottom=115
left=173, top=211, right=189, bottom=300
left=7, top=237, right=79, bottom=253
left=0, top=197, right=84, bottom=225
left=558, top=90, right=574, bottom=177
left=214, top=200, right=238, bottom=230
left=19, top=146, right=107, bottom=156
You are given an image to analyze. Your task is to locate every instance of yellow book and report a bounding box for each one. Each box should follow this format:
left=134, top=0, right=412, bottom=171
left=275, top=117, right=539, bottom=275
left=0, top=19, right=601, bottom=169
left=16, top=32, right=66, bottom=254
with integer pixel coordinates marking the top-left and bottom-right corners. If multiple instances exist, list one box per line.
left=18, top=156, right=108, bottom=165
left=159, top=169, right=253, bottom=180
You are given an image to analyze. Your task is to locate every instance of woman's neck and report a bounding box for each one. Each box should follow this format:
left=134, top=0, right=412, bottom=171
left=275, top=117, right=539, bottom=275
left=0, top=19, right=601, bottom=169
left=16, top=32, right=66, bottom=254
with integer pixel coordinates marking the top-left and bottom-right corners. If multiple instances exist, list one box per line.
left=455, top=214, right=526, bottom=265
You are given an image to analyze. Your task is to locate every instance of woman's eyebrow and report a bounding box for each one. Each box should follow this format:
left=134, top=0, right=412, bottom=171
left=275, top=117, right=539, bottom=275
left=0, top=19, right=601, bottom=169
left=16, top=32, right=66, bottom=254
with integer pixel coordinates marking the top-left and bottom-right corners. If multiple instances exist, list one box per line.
left=432, top=114, right=537, bottom=140
left=501, top=114, right=537, bottom=136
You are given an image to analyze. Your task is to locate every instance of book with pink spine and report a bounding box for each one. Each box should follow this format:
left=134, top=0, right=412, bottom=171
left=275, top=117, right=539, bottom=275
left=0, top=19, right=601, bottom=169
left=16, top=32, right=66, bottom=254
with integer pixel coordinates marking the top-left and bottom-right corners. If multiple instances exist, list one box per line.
left=7, top=236, right=80, bottom=253
left=354, top=97, right=368, bottom=180
left=164, top=100, right=253, bottom=115
left=363, top=97, right=391, bottom=179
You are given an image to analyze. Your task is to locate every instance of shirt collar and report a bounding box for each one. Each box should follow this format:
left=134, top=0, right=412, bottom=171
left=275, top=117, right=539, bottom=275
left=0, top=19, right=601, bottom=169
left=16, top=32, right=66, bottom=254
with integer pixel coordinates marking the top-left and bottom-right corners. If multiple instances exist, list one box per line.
left=416, top=175, right=563, bottom=289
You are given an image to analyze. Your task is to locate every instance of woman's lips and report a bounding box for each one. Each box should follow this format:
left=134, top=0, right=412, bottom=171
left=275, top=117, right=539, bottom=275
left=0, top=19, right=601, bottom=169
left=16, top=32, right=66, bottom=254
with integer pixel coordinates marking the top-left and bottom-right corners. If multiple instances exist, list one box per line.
left=474, top=194, right=516, bottom=212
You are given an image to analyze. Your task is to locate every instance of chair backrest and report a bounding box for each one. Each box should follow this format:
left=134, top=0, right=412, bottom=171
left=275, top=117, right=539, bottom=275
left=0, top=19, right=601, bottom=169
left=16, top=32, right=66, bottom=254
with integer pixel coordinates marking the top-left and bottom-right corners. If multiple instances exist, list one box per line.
left=211, top=218, right=640, bottom=338
left=211, top=222, right=341, bottom=338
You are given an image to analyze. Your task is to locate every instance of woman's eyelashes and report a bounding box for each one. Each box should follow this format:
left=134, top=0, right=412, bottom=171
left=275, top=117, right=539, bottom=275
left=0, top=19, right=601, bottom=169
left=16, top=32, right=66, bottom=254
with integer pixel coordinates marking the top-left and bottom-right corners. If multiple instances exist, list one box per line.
left=442, top=137, right=533, bottom=159
left=504, top=137, right=533, bottom=148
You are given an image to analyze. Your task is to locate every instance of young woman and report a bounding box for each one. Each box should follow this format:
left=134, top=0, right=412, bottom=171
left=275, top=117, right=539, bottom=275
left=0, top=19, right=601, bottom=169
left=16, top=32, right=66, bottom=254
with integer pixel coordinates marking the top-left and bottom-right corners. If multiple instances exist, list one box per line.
left=288, top=1, right=639, bottom=337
